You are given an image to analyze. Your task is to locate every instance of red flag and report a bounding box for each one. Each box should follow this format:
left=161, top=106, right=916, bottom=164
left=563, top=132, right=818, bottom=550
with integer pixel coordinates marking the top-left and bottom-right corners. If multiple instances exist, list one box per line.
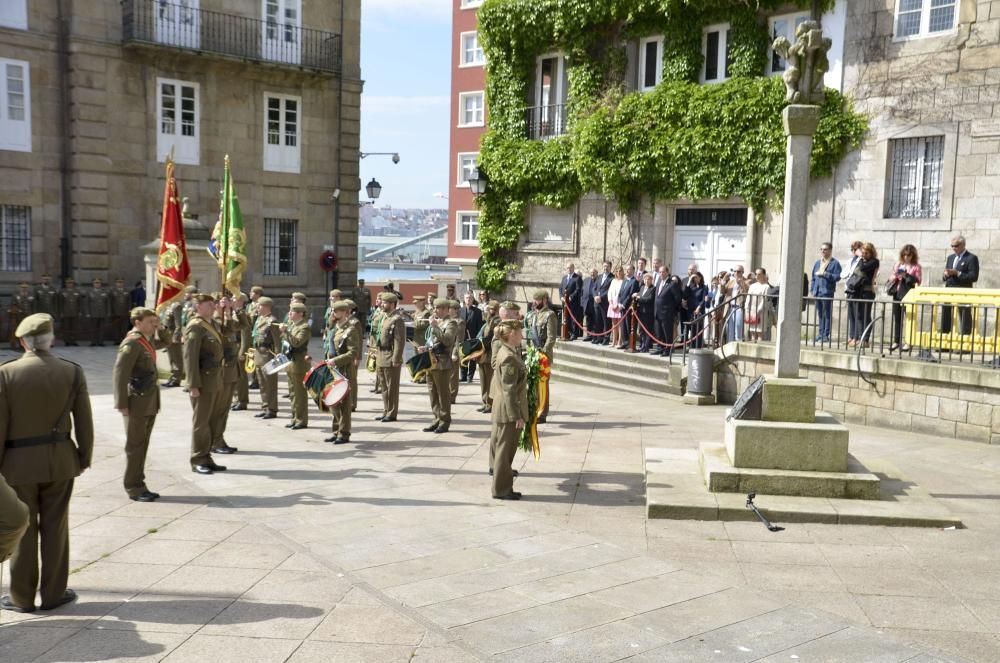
left=154, top=160, right=191, bottom=312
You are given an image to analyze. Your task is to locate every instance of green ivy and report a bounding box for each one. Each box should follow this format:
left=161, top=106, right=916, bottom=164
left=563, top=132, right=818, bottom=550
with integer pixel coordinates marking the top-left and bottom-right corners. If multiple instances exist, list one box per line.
left=475, top=0, right=865, bottom=292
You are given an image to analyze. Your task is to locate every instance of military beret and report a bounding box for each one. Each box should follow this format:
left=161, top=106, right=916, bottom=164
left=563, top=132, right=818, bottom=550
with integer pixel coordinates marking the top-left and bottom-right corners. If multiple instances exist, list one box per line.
left=290, top=302, right=308, bottom=313
left=64, top=278, right=76, bottom=284
left=193, top=293, right=215, bottom=304
left=446, top=284, right=456, bottom=291
left=236, top=292, right=249, bottom=301
left=332, top=301, right=351, bottom=312
left=488, top=299, right=500, bottom=308
left=115, top=278, right=124, bottom=283
left=343, top=299, right=356, bottom=309
left=433, top=298, right=450, bottom=308
left=329, top=289, right=343, bottom=297
left=533, top=289, right=550, bottom=300
left=257, top=296, right=274, bottom=306
left=16, top=313, right=54, bottom=338
left=381, top=293, right=399, bottom=304
left=412, top=295, right=426, bottom=301
left=498, top=319, right=523, bottom=332
left=291, top=292, right=307, bottom=301
left=92, top=278, right=103, bottom=284
left=130, top=307, right=157, bottom=321
left=250, top=286, right=264, bottom=295
left=18, top=281, right=29, bottom=288
left=449, top=300, right=460, bottom=309
left=501, top=300, right=521, bottom=311
left=183, top=285, right=198, bottom=294
left=377, top=292, right=392, bottom=302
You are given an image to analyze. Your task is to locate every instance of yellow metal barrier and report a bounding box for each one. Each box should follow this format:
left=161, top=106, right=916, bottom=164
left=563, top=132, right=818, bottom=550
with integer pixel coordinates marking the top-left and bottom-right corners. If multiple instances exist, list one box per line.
left=902, top=287, right=1000, bottom=353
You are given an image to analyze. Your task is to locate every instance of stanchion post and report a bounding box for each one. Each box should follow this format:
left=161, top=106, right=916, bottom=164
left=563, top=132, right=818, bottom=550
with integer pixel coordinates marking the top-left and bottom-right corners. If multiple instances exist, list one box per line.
left=561, top=296, right=569, bottom=341
left=628, top=306, right=636, bottom=353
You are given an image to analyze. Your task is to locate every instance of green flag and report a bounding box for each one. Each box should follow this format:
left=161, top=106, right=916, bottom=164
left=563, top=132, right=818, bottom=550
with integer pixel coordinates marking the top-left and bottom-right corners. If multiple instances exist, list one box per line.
left=215, top=155, right=247, bottom=295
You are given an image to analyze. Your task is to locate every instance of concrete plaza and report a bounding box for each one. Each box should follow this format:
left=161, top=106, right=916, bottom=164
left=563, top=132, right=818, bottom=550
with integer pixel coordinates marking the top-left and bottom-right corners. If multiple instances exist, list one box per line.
left=1, top=342, right=999, bottom=662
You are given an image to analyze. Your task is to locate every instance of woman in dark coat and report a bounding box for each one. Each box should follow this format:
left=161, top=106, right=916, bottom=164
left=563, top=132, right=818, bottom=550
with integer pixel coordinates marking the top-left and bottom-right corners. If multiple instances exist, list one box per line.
left=635, top=273, right=656, bottom=352
left=684, top=272, right=707, bottom=348
left=846, top=242, right=880, bottom=347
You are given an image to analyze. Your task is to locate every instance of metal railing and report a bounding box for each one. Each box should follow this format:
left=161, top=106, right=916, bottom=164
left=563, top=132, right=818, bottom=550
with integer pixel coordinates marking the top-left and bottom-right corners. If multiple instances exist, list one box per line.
left=525, top=104, right=567, bottom=140
left=121, top=0, right=342, bottom=75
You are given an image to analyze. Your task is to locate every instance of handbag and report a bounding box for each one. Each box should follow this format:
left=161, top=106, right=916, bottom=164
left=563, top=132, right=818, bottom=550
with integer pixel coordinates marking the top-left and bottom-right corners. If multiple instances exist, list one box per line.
left=844, top=271, right=865, bottom=295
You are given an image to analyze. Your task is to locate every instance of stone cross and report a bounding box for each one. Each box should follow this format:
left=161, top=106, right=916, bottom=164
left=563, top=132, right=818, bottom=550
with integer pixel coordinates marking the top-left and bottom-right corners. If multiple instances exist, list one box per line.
left=772, top=23, right=831, bottom=379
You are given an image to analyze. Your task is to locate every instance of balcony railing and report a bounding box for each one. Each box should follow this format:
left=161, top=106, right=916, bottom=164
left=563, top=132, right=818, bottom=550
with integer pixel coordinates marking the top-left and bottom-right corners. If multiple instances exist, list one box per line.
left=525, top=104, right=567, bottom=140
left=121, top=0, right=342, bottom=75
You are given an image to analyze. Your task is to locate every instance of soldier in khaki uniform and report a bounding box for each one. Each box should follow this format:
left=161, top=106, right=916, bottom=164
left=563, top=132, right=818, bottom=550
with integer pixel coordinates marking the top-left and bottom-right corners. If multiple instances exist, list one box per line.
left=410, top=296, right=431, bottom=385
left=449, top=300, right=465, bottom=404
left=355, top=279, right=371, bottom=334
left=58, top=278, right=83, bottom=346
left=420, top=298, right=458, bottom=434
left=183, top=294, right=228, bottom=474
left=476, top=300, right=500, bottom=414
left=324, top=301, right=360, bottom=444
left=0, top=313, right=94, bottom=612
left=9, top=282, right=34, bottom=350
left=87, top=278, right=111, bottom=346
left=488, top=301, right=521, bottom=476
left=526, top=290, right=559, bottom=423
left=110, top=278, right=131, bottom=342
left=161, top=285, right=196, bottom=388
left=374, top=293, right=405, bottom=422
left=343, top=298, right=361, bottom=412
left=282, top=301, right=311, bottom=429
left=231, top=293, right=252, bottom=412
left=113, top=307, right=169, bottom=501
left=322, top=289, right=344, bottom=359
left=368, top=295, right=386, bottom=394
left=252, top=297, right=281, bottom=419
left=247, top=286, right=264, bottom=390
left=33, top=275, right=57, bottom=317
left=211, top=295, right=241, bottom=454
left=490, top=320, right=528, bottom=501
left=0, top=475, right=28, bottom=563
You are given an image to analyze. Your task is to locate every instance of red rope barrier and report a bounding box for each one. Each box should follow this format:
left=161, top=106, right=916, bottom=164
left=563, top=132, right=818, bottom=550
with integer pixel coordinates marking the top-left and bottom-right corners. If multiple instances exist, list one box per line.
left=563, top=296, right=709, bottom=350
left=630, top=309, right=709, bottom=350
left=561, top=297, right=630, bottom=338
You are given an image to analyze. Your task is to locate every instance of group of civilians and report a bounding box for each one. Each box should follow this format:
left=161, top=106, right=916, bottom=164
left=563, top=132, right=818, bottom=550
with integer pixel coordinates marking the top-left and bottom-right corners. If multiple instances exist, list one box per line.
left=557, top=235, right=980, bottom=355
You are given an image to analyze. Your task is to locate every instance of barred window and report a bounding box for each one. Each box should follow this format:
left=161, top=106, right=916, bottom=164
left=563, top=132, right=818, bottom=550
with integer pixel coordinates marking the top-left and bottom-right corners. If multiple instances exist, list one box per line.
left=0, top=205, right=31, bottom=271
left=886, top=136, right=944, bottom=219
left=263, top=218, right=297, bottom=275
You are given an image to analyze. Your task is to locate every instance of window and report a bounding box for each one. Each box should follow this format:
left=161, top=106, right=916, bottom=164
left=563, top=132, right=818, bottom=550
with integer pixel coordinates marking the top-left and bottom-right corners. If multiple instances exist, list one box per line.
left=701, top=23, right=731, bottom=84
left=886, top=136, right=945, bottom=219
left=457, top=211, right=479, bottom=244
left=263, top=218, right=298, bottom=275
left=457, top=153, right=478, bottom=187
left=0, top=1, right=27, bottom=29
left=263, top=0, right=301, bottom=64
left=768, top=12, right=809, bottom=75
left=895, top=0, right=957, bottom=39
left=458, top=91, right=484, bottom=127
left=460, top=0, right=483, bottom=8
left=263, top=93, right=301, bottom=173
left=526, top=204, right=575, bottom=251
left=156, top=78, right=198, bottom=165
left=0, top=205, right=31, bottom=272
left=0, top=59, right=30, bottom=152
left=639, top=36, right=664, bottom=91
left=460, top=31, right=485, bottom=67
left=528, top=54, right=567, bottom=139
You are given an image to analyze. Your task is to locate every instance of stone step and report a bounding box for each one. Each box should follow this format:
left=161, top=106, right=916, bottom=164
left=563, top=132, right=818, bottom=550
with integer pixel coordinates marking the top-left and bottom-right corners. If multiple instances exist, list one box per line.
left=554, top=340, right=684, bottom=384
left=725, top=411, right=850, bottom=473
left=551, top=365, right=679, bottom=398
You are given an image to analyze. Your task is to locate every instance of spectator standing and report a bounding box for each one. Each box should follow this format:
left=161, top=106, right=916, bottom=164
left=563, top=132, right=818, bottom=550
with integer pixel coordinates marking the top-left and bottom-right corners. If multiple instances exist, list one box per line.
left=651, top=259, right=664, bottom=289
left=684, top=272, right=707, bottom=348
left=606, top=266, right=625, bottom=349
left=810, top=242, right=842, bottom=343
left=941, top=235, right=979, bottom=336
left=845, top=240, right=863, bottom=342
left=129, top=281, right=146, bottom=309
left=459, top=292, right=484, bottom=383
left=747, top=268, right=773, bottom=342
left=845, top=242, right=880, bottom=347
left=635, top=273, right=655, bottom=352
left=726, top=266, right=747, bottom=342
left=635, top=257, right=648, bottom=284
left=592, top=262, right=613, bottom=345
left=888, top=244, right=922, bottom=351
left=581, top=268, right=597, bottom=341
left=653, top=274, right=682, bottom=357
left=559, top=263, right=582, bottom=340
left=618, top=265, right=640, bottom=349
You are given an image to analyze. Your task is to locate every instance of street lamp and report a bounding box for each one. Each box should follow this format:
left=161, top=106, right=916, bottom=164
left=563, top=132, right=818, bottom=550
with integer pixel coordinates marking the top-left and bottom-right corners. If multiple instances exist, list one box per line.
left=360, top=152, right=401, bottom=164
left=468, top=167, right=489, bottom=197
left=365, top=177, right=382, bottom=203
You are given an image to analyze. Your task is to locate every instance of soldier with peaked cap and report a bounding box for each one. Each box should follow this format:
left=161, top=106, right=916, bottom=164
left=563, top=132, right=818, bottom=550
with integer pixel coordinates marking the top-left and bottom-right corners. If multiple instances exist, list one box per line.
left=284, top=292, right=309, bottom=400
left=419, top=298, right=458, bottom=434
left=183, top=294, right=228, bottom=475
left=526, top=290, right=558, bottom=423
left=476, top=300, right=500, bottom=414
left=490, top=319, right=528, bottom=501
left=449, top=299, right=464, bottom=403
left=211, top=294, right=241, bottom=454
left=368, top=294, right=388, bottom=394
left=110, top=278, right=131, bottom=342
left=9, top=282, right=34, bottom=350
left=323, top=289, right=344, bottom=360
left=231, top=292, right=252, bottom=412
left=374, top=293, right=405, bottom=423
left=0, top=313, right=94, bottom=613
left=252, top=297, right=281, bottom=419
left=325, top=300, right=360, bottom=444
left=86, top=278, right=111, bottom=347
left=33, top=274, right=57, bottom=317
left=113, top=307, right=170, bottom=502
left=342, top=298, right=360, bottom=411
left=161, top=285, right=196, bottom=388
left=58, top=278, right=83, bottom=346
left=355, top=279, right=371, bottom=333
left=282, top=301, right=311, bottom=429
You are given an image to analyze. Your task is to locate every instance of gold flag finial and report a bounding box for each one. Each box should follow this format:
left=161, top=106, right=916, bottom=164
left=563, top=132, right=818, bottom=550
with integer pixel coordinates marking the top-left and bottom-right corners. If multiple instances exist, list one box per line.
left=224, top=154, right=230, bottom=168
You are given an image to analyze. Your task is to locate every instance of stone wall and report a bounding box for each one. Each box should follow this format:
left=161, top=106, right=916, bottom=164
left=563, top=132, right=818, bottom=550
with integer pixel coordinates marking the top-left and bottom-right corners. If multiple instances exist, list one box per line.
left=716, top=342, right=1000, bottom=445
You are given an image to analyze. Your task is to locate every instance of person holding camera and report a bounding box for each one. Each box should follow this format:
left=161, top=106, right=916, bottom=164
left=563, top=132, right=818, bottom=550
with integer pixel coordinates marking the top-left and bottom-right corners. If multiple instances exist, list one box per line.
left=887, top=245, right=922, bottom=351
left=844, top=243, right=880, bottom=348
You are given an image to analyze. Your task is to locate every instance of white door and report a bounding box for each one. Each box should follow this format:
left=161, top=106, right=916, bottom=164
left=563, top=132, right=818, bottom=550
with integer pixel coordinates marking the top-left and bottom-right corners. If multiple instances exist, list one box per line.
left=713, top=227, right=746, bottom=275
left=673, top=226, right=712, bottom=276
left=671, top=211, right=748, bottom=278
left=154, top=0, right=200, bottom=49
left=262, top=0, right=301, bottom=65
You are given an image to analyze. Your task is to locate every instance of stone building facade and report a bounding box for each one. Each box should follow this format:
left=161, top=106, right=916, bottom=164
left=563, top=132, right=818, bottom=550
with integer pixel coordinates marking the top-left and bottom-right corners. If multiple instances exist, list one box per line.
left=501, top=0, right=1000, bottom=300
left=0, top=0, right=361, bottom=297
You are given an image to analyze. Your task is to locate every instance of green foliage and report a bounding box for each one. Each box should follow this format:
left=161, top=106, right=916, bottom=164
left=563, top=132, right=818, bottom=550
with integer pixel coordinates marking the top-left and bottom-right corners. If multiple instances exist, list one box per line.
left=474, top=0, right=865, bottom=292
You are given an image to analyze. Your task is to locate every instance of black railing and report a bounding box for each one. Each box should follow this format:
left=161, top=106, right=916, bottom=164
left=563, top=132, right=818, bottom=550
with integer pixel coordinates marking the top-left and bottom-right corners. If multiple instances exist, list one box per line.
left=121, top=0, right=342, bottom=75
left=525, top=104, right=567, bottom=140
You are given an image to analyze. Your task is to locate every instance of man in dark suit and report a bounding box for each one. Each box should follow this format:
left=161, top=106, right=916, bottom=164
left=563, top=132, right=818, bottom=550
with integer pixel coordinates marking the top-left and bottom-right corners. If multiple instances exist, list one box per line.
left=592, top=261, right=613, bottom=345
left=617, top=265, right=640, bottom=349
left=559, top=263, right=582, bottom=340
left=941, top=235, right=979, bottom=335
left=581, top=268, right=597, bottom=341
left=652, top=269, right=681, bottom=357
left=459, top=292, right=484, bottom=382
left=635, top=257, right=648, bottom=284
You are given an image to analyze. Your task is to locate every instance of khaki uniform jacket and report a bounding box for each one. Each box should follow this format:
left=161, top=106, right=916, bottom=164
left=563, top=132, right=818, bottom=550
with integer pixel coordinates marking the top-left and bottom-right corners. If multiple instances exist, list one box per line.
left=34, top=285, right=57, bottom=315
left=11, top=293, right=34, bottom=315
left=528, top=308, right=559, bottom=363
left=413, top=308, right=432, bottom=345
left=217, top=316, right=241, bottom=384
left=59, top=289, right=83, bottom=318
left=369, top=310, right=385, bottom=346
left=164, top=300, right=184, bottom=343
left=356, top=288, right=371, bottom=324
left=183, top=317, right=225, bottom=391
left=87, top=288, right=111, bottom=318
left=253, top=314, right=281, bottom=367
left=428, top=318, right=458, bottom=372
left=376, top=312, right=405, bottom=368
left=452, top=318, right=467, bottom=361
left=283, top=319, right=311, bottom=371
left=479, top=315, right=498, bottom=365
left=330, top=320, right=360, bottom=372
left=0, top=351, right=94, bottom=486
left=237, top=309, right=252, bottom=355
left=491, top=343, right=528, bottom=423
left=110, top=288, right=131, bottom=317
left=113, top=330, right=167, bottom=416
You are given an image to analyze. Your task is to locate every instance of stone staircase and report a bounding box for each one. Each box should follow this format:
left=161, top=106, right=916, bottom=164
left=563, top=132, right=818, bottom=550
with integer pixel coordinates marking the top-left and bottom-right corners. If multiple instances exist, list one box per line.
left=550, top=339, right=685, bottom=397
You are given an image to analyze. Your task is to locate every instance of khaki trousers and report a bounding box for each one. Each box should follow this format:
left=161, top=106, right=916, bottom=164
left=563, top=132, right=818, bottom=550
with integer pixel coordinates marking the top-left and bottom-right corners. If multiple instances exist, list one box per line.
left=450, top=363, right=460, bottom=402
left=214, top=380, right=236, bottom=446
left=288, top=365, right=308, bottom=425
left=235, top=366, right=249, bottom=406
left=379, top=365, right=401, bottom=419
left=333, top=395, right=351, bottom=437
left=60, top=317, right=78, bottom=344
left=479, top=360, right=493, bottom=408
left=427, top=369, right=451, bottom=425
left=190, top=386, right=222, bottom=466
left=123, top=413, right=156, bottom=496
left=8, top=479, right=73, bottom=609
left=167, top=343, right=184, bottom=380
left=258, top=364, right=278, bottom=413
left=490, top=421, right=519, bottom=497
left=0, top=478, right=28, bottom=562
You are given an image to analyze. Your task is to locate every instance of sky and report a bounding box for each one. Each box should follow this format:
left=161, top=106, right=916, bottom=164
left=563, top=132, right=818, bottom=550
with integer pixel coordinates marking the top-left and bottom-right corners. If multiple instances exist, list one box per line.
left=359, top=0, right=452, bottom=210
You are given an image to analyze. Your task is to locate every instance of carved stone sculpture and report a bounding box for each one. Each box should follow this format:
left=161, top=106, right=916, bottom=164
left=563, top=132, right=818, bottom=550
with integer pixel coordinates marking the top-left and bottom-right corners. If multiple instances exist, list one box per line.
left=772, top=20, right=832, bottom=105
